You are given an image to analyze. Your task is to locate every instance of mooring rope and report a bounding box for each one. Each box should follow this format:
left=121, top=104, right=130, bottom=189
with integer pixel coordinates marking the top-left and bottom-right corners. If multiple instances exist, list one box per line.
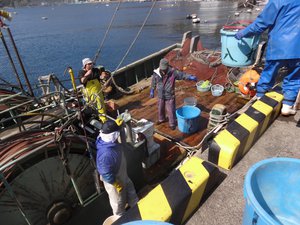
left=105, top=0, right=157, bottom=95
left=93, top=1, right=122, bottom=64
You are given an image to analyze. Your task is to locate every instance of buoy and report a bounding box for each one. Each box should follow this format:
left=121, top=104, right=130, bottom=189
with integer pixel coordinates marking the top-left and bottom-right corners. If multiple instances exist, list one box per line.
left=238, top=69, right=260, bottom=97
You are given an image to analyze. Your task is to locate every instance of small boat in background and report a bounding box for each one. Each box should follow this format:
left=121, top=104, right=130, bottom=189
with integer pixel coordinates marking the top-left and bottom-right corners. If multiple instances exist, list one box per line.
left=186, top=13, right=197, bottom=19
left=192, top=17, right=200, bottom=23
left=41, top=16, right=48, bottom=20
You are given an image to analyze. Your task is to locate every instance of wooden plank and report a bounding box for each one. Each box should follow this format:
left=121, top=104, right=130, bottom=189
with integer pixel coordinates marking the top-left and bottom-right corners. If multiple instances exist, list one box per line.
left=115, top=79, right=244, bottom=148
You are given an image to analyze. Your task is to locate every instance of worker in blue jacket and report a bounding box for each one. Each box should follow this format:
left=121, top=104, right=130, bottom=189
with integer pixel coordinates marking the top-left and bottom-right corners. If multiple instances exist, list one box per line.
left=150, top=58, right=197, bottom=130
left=96, top=120, right=138, bottom=216
left=235, top=0, right=300, bottom=116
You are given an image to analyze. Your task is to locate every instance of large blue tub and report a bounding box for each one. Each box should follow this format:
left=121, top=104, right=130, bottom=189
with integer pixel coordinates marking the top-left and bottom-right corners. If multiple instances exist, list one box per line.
left=176, top=106, right=201, bottom=134
left=220, top=28, right=260, bottom=67
left=243, top=158, right=300, bottom=225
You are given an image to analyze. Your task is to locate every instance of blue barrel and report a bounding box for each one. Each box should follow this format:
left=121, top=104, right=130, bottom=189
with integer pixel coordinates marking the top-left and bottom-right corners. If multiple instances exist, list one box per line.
left=243, top=158, right=300, bottom=225
left=220, top=28, right=260, bottom=67
left=176, top=106, right=201, bottom=134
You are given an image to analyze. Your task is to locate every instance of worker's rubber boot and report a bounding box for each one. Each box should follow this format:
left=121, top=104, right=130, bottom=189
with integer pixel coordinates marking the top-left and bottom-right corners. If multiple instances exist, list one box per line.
left=281, top=104, right=297, bottom=116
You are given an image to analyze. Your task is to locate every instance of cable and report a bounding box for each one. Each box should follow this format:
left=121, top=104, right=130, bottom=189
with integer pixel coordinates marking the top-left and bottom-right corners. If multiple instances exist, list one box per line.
left=106, top=0, right=157, bottom=95
left=93, top=1, right=122, bottom=64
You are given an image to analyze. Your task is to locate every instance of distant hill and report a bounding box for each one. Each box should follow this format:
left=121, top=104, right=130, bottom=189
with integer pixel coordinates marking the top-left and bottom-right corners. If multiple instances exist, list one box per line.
left=1, top=0, right=69, bottom=7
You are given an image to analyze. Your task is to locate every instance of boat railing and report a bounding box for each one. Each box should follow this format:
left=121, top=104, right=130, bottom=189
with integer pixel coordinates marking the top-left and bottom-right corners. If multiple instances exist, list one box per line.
left=0, top=90, right=76, bottom=135
left=112, top=43, right=180, bottom=89
left=0, top=91, right=26, bottom=103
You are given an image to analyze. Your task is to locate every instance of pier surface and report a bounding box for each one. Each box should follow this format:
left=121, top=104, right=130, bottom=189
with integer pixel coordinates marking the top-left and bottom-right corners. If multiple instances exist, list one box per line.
left=186, top=112, right=300, bottom=225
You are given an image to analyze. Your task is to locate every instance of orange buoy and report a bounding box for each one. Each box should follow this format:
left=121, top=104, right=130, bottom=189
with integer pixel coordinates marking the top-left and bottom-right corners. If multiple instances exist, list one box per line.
left=238, top=69, right=260, bottom=97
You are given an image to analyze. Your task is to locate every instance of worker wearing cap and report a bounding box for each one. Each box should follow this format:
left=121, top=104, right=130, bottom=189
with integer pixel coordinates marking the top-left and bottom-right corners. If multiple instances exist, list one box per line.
left=96, top=120, right=138, bottom=216
left=78, top=58, right=107, bottom=122
left=235, top=0, right=300, bottom=116
left=150, top=58, right=197, bottom=130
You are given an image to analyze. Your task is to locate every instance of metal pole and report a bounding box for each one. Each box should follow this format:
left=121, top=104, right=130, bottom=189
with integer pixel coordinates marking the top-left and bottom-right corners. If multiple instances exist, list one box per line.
left=0, top=29, right=24, bottom=92
left=0, top=172, right=32, bottom=225
left=5, top=26, right=34, bottom=97
left=67, top=67, right=102, bottom=194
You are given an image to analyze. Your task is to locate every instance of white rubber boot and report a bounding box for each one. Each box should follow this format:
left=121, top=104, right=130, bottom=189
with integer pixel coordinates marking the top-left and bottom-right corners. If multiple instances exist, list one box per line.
left=281, top=104, right=297, bottom=116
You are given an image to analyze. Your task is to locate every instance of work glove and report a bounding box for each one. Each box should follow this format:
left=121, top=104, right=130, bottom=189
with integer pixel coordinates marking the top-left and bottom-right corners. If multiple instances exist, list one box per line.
left=115, top=117, right=123, bottom=126
left=113, top=181, right=123, bottom=193
left=187, top=75, right=197, bottom=82
left=234, top=31, right=243, bottom=40
left=150, top=88, right=155, bottom=98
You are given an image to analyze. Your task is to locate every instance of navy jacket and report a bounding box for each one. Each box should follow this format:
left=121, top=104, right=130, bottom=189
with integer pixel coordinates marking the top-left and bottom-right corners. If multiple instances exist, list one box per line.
left=96, top=138, right=122, bottom=184
left=151, top=67, right=190, bottom=100
left=239, top=0, right=300, bottom=60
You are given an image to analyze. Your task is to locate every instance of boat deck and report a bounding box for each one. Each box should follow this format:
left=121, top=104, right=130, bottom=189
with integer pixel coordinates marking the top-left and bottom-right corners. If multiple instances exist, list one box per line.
left=114, top=78, right=245, bottom=148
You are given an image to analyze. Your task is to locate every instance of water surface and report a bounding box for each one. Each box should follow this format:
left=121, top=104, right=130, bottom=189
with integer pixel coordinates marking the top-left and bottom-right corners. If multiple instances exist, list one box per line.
left=0, top=1, right=254, bottom=89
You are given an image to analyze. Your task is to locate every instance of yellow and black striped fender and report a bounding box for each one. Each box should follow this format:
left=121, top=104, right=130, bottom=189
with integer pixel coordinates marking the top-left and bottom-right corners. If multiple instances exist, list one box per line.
left=208, top=91, right=283, bottom=170
left=114, top=157, right=218, bottom=225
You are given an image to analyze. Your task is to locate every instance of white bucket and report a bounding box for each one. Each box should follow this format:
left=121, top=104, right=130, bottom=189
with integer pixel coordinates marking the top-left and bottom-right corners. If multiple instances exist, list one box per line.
left=102, top=215, right=120, bottom=225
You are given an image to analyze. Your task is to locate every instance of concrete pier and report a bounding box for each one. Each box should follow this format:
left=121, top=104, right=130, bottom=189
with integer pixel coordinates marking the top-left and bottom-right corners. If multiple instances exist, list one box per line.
left=186, top=112, right=300, bottom=225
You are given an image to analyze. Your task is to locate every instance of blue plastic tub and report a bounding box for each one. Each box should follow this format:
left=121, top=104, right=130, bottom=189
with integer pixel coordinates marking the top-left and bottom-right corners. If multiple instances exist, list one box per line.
left=176, top=106, right=201, bottom=134
left=220, top=28, right=260, bottom=67
left=243, top=158, right=300, bottom=225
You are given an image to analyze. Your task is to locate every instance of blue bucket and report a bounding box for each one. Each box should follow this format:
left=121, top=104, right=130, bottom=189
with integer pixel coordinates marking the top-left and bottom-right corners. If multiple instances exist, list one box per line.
left=176, top=106, right=201, bottom=134
left=220, top=28, right=260, bottom=67
left=243, top=158, right=300, bottom=225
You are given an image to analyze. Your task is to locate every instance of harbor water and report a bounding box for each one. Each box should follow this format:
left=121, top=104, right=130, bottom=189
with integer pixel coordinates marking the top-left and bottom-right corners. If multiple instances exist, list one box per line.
left=0, top=1, right=255, bottom=91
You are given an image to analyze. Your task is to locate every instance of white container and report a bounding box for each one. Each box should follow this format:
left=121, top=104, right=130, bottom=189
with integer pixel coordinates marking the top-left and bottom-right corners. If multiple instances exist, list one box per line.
left=132, top=119, right=155, bottom=149
left=211, top=84, right=224, bottom=97
left=196, top=80, right=212, bottom=92
left=184, top=97, right=197, bottom=107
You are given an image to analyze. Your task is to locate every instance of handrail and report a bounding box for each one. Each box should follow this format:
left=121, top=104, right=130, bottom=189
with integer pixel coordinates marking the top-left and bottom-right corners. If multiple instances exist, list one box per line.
left=0, top=90, right=74, bottom=115
left=113, top=43, right=180, bottom=75
left=0, top=99, right=34, bottom=114
left=0, top=91, right=24, bottom=103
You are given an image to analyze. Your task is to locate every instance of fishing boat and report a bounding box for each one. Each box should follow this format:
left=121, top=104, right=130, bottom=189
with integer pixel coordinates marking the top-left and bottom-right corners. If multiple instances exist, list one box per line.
left=192, top=17, right=200, bottom=24
left=0, top=3, right=298, bottom=225
left=186, top=14, right=197, bottom=19
left=0, top=25, right=262, bottom=224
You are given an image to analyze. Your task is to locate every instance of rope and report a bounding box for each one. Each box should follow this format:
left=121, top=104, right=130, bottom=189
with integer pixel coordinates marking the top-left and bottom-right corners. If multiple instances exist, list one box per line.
left=93, top=1, right=122, bottom=64
left=107, top=0, right=157, bottom=95
left=191, top=50, right=222, bottom=67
